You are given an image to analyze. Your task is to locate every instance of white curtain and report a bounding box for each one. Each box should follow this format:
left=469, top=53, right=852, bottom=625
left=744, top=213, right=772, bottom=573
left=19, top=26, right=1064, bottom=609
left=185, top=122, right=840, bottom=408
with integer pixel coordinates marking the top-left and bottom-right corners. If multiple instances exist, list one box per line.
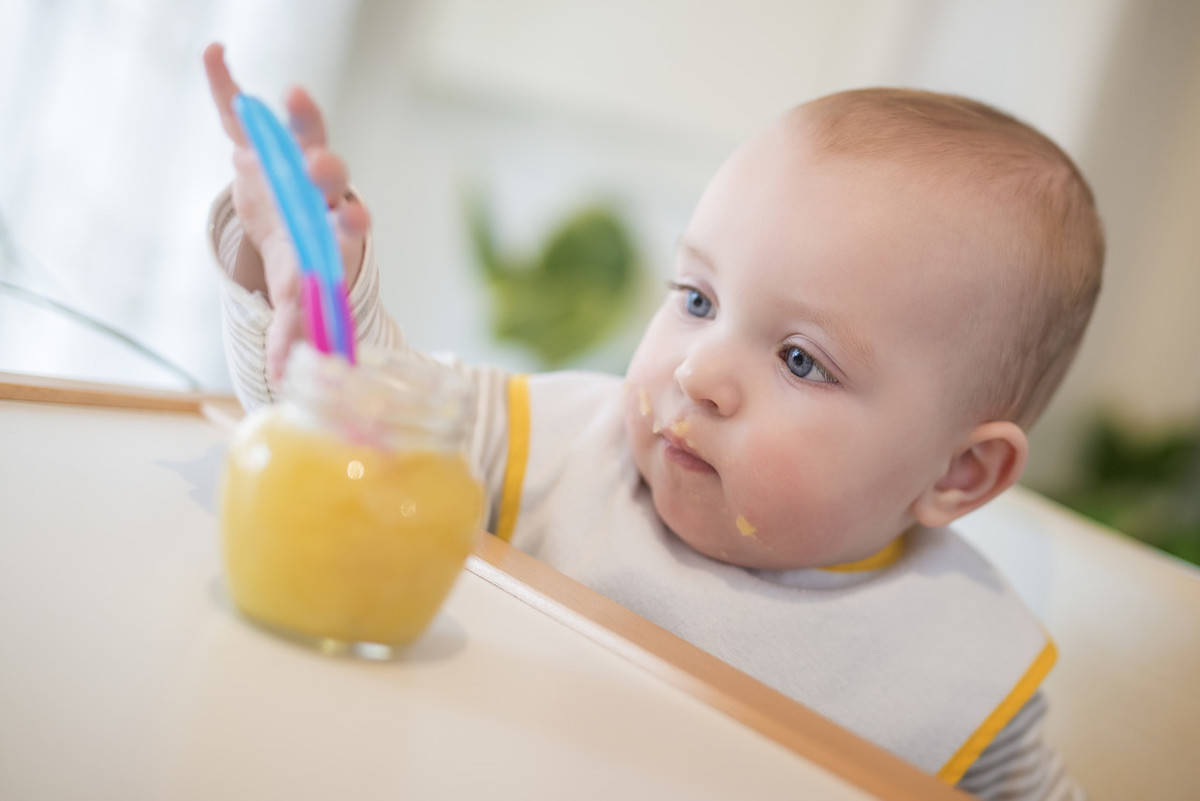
left=0, top=0, right=362, bottom=389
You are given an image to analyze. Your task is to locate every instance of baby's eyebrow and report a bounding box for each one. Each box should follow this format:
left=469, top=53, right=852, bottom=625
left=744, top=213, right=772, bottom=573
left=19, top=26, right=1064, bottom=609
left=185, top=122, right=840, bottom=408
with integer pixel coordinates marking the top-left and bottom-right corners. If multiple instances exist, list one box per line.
left=680, top=241, right=876, bottom=372
left=679, top=241, right=714, bottom=272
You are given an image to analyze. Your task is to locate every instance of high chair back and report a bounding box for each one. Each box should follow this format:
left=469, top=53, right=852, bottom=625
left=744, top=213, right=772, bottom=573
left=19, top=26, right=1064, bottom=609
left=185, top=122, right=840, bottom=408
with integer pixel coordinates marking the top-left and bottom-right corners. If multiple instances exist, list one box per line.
left=956, top=486, right=1200, bottom=801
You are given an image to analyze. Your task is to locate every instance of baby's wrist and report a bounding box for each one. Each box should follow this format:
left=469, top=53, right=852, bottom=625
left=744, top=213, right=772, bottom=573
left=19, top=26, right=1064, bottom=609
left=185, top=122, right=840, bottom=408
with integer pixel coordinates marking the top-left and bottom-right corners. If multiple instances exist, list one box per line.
left=229, top=236, right=268, bottom=296
left=258, top=233, right=301, bottom=307
left=344, top=238, right=366, bottom=292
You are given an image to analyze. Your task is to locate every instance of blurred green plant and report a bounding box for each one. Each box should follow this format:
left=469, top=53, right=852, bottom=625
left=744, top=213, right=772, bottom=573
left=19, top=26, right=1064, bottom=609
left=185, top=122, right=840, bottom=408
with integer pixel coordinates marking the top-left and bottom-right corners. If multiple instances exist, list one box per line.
left=1047, top=416, right=1200, bottom=566
left=468, top=196, right=639, bottom=368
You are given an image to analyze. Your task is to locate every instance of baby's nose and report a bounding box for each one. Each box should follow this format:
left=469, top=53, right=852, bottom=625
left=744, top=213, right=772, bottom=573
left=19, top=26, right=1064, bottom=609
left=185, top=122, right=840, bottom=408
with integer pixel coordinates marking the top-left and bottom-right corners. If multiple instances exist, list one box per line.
left=674, top=354, right=741, bottom=417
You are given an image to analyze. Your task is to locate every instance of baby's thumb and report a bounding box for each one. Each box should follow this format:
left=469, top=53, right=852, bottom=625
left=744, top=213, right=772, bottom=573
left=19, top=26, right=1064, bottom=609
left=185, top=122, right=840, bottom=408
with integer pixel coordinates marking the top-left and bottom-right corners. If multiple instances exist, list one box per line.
left=266, top=302, right=307, bottom=387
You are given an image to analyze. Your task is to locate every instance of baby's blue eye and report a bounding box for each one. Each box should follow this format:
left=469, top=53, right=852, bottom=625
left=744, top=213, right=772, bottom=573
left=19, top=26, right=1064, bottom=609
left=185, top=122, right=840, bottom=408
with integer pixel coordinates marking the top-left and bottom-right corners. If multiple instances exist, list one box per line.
left=781, top=346, right=835, bottom=383
left=685, top=289, right=713, bottom=318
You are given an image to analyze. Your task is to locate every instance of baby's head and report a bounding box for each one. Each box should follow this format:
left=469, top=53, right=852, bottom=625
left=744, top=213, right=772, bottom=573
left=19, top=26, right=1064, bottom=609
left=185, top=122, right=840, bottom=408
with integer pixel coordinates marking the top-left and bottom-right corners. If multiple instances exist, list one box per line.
left=624, top=88, right=1104, bottom=570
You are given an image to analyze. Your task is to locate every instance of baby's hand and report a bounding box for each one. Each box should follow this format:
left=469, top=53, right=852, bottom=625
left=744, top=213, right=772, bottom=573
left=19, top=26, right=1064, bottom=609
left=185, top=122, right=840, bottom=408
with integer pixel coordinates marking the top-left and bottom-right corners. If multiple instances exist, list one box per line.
left=203, top=43, right=370, bottom=380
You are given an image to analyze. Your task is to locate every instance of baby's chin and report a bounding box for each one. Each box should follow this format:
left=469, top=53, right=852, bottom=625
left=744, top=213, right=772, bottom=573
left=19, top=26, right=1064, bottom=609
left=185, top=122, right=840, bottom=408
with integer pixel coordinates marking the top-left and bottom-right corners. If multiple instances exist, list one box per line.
left=646, top=485, right=772, bottom=568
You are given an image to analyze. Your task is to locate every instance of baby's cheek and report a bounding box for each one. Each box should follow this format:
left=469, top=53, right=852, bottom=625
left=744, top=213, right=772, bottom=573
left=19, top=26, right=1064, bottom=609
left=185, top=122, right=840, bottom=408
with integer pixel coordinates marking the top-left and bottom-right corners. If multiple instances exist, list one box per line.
left=724, top=443, right=840, bottom=553
left=621, top=383, right=655, bottom=472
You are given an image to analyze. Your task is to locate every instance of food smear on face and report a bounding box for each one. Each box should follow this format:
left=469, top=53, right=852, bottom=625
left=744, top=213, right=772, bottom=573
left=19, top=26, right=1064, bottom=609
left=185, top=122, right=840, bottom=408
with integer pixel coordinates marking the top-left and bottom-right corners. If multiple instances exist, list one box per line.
left=735, top=514, right=758, bottom=538
left=638, top=388, right=651, bottom=417
left=668, top=418, right=690, bottom=436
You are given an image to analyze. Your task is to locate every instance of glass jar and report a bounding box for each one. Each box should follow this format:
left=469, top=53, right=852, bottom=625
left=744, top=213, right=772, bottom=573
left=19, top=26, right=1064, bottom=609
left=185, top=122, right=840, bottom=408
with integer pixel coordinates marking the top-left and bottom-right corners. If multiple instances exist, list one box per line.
left=219, top=343, right=483, bottom=656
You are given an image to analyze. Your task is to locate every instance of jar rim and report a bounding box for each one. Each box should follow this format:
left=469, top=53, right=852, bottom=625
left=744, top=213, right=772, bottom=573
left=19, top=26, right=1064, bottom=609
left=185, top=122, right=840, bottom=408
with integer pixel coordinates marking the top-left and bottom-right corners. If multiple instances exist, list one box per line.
left=281, top=343, right=474, bottom=452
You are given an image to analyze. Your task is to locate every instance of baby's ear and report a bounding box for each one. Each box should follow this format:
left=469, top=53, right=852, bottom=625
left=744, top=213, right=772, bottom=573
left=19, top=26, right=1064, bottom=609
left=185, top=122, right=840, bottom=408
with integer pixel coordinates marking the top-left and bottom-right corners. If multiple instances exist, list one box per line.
left=911, top=421, right=1028, bottom=528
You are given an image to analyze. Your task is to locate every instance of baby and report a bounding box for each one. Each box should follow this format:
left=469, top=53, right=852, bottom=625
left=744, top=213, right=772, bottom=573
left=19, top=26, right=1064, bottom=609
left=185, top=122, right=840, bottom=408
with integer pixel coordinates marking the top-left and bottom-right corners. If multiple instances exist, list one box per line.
left=204, top=44, right=1100, bottom=800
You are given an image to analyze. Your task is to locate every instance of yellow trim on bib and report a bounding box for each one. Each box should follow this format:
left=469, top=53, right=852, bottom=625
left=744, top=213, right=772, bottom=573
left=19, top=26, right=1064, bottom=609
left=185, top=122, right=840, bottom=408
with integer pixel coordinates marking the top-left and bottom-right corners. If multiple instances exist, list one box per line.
left=820, top=535, right=906, bottom=573
left=494, top=374, right=530, bottom=543
left=936, top=637, right=1058, bottom=784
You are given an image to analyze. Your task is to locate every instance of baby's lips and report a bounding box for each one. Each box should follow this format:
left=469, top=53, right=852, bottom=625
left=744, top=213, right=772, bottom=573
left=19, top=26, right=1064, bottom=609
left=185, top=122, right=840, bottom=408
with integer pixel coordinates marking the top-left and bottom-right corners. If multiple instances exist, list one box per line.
left=661, top=428, right=713, bottom=466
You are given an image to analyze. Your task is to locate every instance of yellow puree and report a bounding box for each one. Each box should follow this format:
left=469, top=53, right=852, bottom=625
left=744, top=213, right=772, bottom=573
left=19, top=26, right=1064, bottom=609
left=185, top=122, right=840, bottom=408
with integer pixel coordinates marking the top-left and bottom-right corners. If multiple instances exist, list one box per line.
left=221, top=410, right=484, bottom=646
left=735, top=514, right=757, bottom=537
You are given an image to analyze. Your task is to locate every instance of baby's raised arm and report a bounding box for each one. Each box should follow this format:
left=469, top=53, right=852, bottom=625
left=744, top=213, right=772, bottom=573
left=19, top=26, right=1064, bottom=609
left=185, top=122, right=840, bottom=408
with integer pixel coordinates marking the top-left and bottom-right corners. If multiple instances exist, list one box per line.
left=203, top=45, right=512, bottom=525
left=202, top=43, right=371, bottom=381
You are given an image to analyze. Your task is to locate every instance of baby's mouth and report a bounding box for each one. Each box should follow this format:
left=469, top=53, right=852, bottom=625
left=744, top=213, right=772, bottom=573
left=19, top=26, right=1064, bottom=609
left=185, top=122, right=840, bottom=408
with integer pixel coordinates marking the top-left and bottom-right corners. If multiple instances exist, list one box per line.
left=659, top=429, right=716, bottom=474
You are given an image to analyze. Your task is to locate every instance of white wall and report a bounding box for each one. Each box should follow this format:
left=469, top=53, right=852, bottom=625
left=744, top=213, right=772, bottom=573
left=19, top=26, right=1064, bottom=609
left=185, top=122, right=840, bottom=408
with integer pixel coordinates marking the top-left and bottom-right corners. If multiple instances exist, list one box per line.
left=330, top=0, right=1198, bottom=485
left=2, top=0, right=1195, bottom=485
left=1031, top=2, right=1200, bottom=484
left=0, top=0, right=361, bottom=389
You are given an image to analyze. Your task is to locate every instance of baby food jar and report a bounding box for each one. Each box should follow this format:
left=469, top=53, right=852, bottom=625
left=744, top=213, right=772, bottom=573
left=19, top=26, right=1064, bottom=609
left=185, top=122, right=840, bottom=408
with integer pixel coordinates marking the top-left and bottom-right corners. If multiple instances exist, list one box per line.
left=220, top=343, right=483, bottom=656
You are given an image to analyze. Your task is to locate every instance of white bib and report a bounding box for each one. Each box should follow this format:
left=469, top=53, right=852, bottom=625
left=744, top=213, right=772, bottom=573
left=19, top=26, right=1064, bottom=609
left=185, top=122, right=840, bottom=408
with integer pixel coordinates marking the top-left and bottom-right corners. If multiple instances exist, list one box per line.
left=498, top=371, right=1053, bottom=781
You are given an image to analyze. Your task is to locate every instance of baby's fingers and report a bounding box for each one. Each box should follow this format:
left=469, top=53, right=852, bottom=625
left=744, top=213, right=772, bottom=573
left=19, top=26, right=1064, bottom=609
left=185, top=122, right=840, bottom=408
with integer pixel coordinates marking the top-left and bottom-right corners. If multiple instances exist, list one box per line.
left=306, top=149, right=350, bottom=207
left=285, top=86, right=328, bottom=151
left=202, top=43, right=247, bottom=146
left=335, top=198, right=370, bottom=289
left=336, top=198, right=370, bottom=239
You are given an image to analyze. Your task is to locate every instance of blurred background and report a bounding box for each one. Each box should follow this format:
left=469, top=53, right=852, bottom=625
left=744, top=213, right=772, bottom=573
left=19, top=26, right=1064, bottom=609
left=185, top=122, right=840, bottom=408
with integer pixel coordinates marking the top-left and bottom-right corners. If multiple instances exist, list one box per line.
left=1, top=0, right=1197, bottom=561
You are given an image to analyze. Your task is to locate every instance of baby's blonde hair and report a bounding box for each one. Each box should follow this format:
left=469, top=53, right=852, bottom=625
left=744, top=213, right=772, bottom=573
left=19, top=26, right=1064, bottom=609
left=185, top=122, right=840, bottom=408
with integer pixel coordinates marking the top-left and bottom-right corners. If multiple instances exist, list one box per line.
left=800, top=88, right=1104, bottom=428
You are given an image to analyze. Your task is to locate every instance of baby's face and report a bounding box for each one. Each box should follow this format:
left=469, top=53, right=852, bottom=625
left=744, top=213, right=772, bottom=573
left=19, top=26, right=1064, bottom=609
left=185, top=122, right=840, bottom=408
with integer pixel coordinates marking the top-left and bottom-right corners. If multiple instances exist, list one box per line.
left=624, top=121, right=994, bottom=569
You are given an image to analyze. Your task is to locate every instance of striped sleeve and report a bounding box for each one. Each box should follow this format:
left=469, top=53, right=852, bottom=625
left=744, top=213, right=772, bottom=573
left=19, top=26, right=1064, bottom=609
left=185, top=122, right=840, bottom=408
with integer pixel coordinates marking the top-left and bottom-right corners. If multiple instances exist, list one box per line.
left=955, top=692, right=1087, bottom=800
left=206, top=186, right=512, bottom=526
left=206, top=186, right=404, bottom=410
left=208, top=186, right=273, bottom=410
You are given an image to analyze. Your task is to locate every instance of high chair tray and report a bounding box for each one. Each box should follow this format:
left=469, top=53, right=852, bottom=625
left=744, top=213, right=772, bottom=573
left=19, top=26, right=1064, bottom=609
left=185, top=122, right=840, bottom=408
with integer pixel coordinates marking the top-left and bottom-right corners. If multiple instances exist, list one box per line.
left=0, top=372, right=966, bottom=801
